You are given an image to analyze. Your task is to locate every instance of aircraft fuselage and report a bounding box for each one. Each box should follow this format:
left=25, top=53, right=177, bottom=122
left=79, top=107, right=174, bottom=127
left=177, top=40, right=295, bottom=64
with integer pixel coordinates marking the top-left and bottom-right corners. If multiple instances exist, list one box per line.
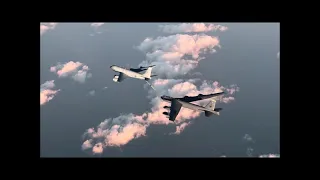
left=161, top=96, right=213, bottom=112
left=110, top=65, right=145, bottom=80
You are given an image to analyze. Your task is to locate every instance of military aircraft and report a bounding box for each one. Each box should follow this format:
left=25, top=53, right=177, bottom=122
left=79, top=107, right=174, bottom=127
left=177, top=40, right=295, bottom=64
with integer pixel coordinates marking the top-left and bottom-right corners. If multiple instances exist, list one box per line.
left=160, top=92, right=224, bottom=121
left=110, top=65, right=157, bottom=90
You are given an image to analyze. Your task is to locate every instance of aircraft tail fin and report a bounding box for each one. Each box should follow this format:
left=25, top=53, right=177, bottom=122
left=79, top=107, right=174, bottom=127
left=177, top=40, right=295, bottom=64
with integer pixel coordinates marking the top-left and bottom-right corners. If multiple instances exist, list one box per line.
left=143, top=65, right=156, bottom=79
left=205, top=99, right=216, bottom=110
left=204, top=99, right=221, bottom=117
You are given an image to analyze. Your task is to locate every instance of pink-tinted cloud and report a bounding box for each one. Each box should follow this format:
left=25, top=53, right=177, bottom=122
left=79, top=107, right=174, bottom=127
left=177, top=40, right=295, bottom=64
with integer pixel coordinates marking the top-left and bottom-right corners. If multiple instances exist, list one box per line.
left=50, top=61, right=92, bottom=83
left=82, top=114, right=149, bottom=154
left=40, top=23, right=58, bottom=35
left=82, top=79, right=239, bottom=154
left=92, top=143, right=104, bottom=154
left=82, top=140, right=93, bottom=150
left=82, top=31, right=240, bottom=154
left=171, top=122, right=191, bottom=135
left=159, top=23, right=228, bottom=34
left=40, top=80, right=60, bottom=105
left=136, top=34, right=220, bottom=78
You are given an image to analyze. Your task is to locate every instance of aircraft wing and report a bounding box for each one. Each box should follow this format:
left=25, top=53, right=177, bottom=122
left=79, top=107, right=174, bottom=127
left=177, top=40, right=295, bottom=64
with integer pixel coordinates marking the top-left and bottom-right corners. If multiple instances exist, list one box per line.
left=168, top=99, right=182, bottom=121
left=129, top=68, right=147, bottom=73
left=177, top=92, right=225, bottom=102
left=117, top=72, right=127, bottom=82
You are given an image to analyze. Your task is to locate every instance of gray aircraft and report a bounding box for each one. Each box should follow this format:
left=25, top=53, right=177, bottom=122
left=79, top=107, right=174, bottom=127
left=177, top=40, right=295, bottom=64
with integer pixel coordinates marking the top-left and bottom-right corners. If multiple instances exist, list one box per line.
left=110, top=65, right=157, bottom=89
left=160, top=92, right=224, bottom=121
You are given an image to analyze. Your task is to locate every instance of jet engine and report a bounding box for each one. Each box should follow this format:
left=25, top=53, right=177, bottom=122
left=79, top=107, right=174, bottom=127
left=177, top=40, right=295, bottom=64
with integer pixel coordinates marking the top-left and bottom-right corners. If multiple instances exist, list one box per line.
left=163, top=106, right=170, bottom=109
left=163, top=112, right=169, bottom=115
left=113, top=75, right=119, bottom=82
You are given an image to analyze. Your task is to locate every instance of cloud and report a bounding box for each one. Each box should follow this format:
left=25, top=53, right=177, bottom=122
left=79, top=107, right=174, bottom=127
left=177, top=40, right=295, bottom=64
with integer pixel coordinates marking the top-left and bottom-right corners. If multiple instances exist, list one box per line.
left=40, top=80, right=60, bottom=105
left=91, top=23, right=104, bottom=28
left=89, top=90, right=95, bottom=96
left=50, top=61, right=92, bottom=83
left=40, top=23, right=58, bottom=35
left=159, top=23, right=228, bottom=34
left=136, top=34, right=220, bottom=78
left=90, top=23, right=106, bottom=36
left=259, top=154, right=280, bottom=158
left=170, top=122, right=191, bottom=135
left=82, top=140, right=93, bottom=150
left=82, top=114, right=148, bottom=153
left=92, top=143, right=104, bottom=154
left=82, top=79, right=239, bottom=154
left=277, top=52, right=280, bottom=59
left=243, top=134, right=255, bottom=143
left=246, top=147, right=254, bottom=157
left=219, top=154, right=280, bottom=158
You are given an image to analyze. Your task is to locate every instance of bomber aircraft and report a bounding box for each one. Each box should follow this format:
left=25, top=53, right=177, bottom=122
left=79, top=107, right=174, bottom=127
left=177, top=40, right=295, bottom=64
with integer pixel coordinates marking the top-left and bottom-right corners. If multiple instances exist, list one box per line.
left=160, top=92, right=224, bottom=121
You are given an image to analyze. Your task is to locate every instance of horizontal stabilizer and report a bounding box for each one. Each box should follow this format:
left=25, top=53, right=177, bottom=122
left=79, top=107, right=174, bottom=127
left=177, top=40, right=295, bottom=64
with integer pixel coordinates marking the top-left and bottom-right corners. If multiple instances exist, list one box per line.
left=140, top=65, right=156, bottom=68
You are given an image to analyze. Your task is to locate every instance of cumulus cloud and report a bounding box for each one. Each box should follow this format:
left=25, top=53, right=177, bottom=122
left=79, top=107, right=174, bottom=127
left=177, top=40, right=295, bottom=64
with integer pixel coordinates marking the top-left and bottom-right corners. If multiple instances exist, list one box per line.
left=82, top=114, right=148, bottom=153
left=40, top=23, right=58, bottom=35
left=159, top=23, right=228, bottom=34
left=136, top=34, right=220, bottom=78
left=259, top=154, right=280, bottom=158
left=50, top=61, right=92, bottom=83
left=40, top=80, right=60, bottom=105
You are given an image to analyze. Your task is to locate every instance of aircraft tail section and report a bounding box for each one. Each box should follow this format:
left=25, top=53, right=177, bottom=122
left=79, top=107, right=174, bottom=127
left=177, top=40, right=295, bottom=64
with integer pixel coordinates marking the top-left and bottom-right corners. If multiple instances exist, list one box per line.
left=204, top=99, right=221, bottom=116
left=205, top=99, right=216, bottom=110
left=143, top=65, right=156, bottom=79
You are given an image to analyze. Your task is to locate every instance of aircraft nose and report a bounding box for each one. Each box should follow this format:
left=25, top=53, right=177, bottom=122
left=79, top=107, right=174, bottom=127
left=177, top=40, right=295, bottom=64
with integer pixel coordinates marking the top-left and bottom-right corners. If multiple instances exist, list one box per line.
left=110, top=65, right=113, bottom=68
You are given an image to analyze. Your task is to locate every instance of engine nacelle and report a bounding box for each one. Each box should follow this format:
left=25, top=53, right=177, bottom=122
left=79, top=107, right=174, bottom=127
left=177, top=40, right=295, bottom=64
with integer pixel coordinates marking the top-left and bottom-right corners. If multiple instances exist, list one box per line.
left=163, top=106, right=170, bottom=109
left=163, top=112, right=169, bottom=116
left=205, top=111, right=214, bottom=117
left=214, top=108, right=223, bottom=112
left=113, top=75, right=119, bottom=82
